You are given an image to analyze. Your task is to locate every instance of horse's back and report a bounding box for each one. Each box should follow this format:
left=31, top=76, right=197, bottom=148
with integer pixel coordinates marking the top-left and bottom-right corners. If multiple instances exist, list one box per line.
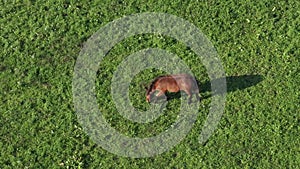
left=172, top=74, right=201, bottom=102
left=166, top=74, right=199, bottom=93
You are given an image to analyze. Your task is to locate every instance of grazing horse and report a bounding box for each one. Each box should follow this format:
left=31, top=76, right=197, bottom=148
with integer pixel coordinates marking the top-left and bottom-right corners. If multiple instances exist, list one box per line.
left=145, top=74, right=200, bottom=104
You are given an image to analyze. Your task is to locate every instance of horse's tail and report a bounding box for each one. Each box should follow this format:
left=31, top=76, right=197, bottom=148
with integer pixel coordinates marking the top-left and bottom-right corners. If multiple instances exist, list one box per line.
left=194, top=77, right=201, bottom=93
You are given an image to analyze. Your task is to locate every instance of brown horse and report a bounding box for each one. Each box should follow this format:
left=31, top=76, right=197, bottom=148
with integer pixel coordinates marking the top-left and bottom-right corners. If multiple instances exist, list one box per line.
left=145, top=74, right=200, bottom=104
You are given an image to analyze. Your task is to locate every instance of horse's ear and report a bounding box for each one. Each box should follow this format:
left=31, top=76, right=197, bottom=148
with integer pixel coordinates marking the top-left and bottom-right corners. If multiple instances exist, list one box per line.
left=143, top=84, right=149, bottom=91
left=142, top=83, right=148, bottom=90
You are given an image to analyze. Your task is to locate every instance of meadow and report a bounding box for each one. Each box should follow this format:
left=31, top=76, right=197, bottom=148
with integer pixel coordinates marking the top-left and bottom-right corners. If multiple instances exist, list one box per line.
left=1, top=0, right=299, bottom=168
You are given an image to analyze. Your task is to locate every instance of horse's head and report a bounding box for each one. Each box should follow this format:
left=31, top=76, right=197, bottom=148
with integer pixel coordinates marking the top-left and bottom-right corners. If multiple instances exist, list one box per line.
left=144, top=76, right=162, bottom=103
left=145, top=84, right=155, bottom=103
left=145, top=86, right=151, bottom=102
left=146, top=94, right=151, bottom=102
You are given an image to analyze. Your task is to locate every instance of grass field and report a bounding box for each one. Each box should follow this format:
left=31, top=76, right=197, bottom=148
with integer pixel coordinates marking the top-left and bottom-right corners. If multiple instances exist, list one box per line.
left=1, top=0, right=299, bottom=168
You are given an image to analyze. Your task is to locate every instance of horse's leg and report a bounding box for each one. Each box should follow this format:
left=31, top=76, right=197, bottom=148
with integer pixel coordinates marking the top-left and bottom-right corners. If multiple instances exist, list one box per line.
left=184, top=90, right=192, bottom=104
left=156, top=90, right=167, bottom=101
left=188, top=95, right=193, bottom=104
left=196, top=93, right=201, bottom=102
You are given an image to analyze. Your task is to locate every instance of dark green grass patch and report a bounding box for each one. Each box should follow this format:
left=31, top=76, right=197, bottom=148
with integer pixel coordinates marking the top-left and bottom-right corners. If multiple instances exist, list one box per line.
left=1, top=0, right=299, bottom=168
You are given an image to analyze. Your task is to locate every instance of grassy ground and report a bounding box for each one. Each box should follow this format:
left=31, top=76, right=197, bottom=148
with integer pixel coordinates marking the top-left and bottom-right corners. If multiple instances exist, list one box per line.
left=1, top=0, right=299, bottom=168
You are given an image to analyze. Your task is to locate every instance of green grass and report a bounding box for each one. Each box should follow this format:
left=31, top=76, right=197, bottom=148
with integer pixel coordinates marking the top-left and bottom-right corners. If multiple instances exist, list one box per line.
left=1, top=0, right=299, bottom=168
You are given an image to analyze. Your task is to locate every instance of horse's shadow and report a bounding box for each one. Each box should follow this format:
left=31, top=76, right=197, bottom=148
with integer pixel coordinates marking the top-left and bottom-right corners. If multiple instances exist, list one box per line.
left=164, top=74, right=264, bottom=101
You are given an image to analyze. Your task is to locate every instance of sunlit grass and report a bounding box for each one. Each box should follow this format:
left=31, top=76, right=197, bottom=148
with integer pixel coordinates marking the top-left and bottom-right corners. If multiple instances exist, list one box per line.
left=1, top=0, right=299, bottom=168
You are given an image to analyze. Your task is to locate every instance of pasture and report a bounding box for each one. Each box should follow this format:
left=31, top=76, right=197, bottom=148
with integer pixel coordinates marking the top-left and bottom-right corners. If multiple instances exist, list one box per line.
left=1, top=0, right=299, bottom=168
